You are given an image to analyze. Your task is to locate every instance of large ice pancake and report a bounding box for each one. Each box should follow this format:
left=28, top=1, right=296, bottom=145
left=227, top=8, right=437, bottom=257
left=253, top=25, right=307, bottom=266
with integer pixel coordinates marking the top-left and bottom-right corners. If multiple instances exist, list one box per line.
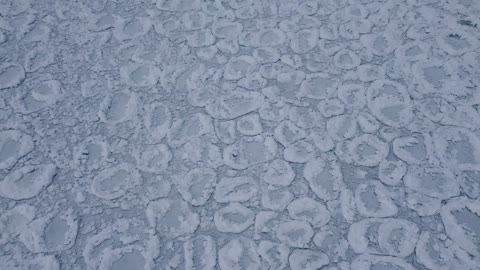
left=0, top=130, right=34, bottom=170
left=218, top=237, right=261, bottom=270
left=0, top=63, right=25, bottom=90
left=206, top=90, right=265, bottom=120
left=223, top=135, right=277, bottom=170
left=0, top=164, right=56, bottom=200
left=433, top=126, right=480, bottom=170
left=441, top=197, right=480, bottom=257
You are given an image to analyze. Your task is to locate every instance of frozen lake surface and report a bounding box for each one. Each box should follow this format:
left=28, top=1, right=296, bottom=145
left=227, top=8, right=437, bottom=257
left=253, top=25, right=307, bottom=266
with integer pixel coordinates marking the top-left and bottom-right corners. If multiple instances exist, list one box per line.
left=1, top=0, right=480, bottom=269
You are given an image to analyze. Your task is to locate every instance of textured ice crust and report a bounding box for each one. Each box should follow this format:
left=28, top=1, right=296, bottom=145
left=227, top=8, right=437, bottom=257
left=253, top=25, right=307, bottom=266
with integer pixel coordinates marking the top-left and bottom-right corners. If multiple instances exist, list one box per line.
left=1, top=0, right=480, bottom=269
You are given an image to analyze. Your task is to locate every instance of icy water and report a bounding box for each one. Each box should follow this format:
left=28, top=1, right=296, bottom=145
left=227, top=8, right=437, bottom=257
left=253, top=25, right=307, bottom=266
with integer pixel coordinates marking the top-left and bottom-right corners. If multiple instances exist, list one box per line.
left=1, top=0, right=480, bottom=269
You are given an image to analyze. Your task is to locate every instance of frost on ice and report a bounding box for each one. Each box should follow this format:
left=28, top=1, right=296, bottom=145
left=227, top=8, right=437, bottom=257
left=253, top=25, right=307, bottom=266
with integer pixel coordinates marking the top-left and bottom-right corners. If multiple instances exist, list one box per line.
left=274, top=120, right=307, bottom=147
left=223, top=56, right=256, bottom=80
left=348, top=218, right=419, bottom=257
left=178, top=168, right=216, bottom=206
left=120, top=64, right=161, bottom=87
left=167, top=113, right=215, bottom=148
left=98, top=91, right=138, bottom=125
left=0, top=130, right=34, bottom=170
left=0, top=204, right=35, bottom=244
left=441, top=197, right=480, bottom=257
left=263, top=159, right=295, bottom=186
left=1, top=0, right=479, bottom=268
left=218, top=237, right=261, bottom=270
left=378, top=159, right=406, bottom=186
left=257, top=240, right=289, bottom=270
left=354, top=181, right=398, bottom=218
left=276, top=220, right=314, bottom=248
left=236, top=114, right=262, bottom=136
left=416, top=231, right=477, bottom=270
left=214, top=203, right=254, bottom=233
left=404, top=165, right=460, bottom=199
left=261, top=185, right=294, bottom=211
left=184, top=235, right=216, bottom=270
left=73, top=136, right=109, bottom=174
left=135, top=144, right=172, bottom=173
left=146, top=198, right=199, bottom=238
left=20, top=209, right=78, bottom=253
left=287, top=197, right=331, bottom=228
left=367, top=80, right=414, bottom=128
left=313, top=229, right=349, bottom=262
left=14, top=79, right=63, bottom=114
left=289, top=249, right=329, bottom=270
left=303, top=157, right=343, bottom=201
left=0, top=164, right=56, bottom=200
left=351, top=254, right=415, bottom=270
left=205, top=90, right=265, bottom=120
left=83, top=219, right=158, bottom=270
left=24, top=46, right=54, bottom=72
left=392, top=133, right=434, bottom=164
left=0, top=63, right=26, bottom=90
left=0, top=255, right=60, bottom=270
left=433, top=126, right=480, bottom=170
left=283, top=140, right=315, bottom=163
left=348, top=134, right=389, bottom=167
left=90, top=163, right=141, bottom=200
left=214, top=176, right=258, bottom=203
left=223, top=135, right=277, bottom=169
left=299, top=73, right=338, bottom=100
